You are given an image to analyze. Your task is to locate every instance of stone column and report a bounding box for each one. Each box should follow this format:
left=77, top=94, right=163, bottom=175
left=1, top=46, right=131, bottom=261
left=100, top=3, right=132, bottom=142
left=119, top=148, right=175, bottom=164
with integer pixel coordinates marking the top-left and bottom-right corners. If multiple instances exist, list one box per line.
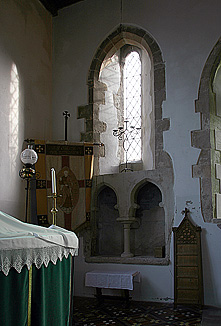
left=121, top=222, right=134, bottom=258
left=117, top=217, right=136, bottom=258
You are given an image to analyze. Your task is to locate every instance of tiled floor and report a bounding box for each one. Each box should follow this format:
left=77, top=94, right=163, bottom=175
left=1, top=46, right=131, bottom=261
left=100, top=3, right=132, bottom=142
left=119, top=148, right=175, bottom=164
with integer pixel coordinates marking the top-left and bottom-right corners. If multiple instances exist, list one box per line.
left=73, top=297, right=203, bottom=326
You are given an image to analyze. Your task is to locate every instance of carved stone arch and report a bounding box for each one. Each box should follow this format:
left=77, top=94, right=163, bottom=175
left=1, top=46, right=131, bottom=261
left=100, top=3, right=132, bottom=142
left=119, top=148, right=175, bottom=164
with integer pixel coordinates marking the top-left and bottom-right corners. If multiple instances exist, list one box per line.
left=129, top=178, right=164, bottom=218
left=90, top=182, right=121, bottom=256
left=91, top=181, right=119, bottom=211
left=192, top=37, right=221, bottom=222
left=129, top=179, right=165, bottom=257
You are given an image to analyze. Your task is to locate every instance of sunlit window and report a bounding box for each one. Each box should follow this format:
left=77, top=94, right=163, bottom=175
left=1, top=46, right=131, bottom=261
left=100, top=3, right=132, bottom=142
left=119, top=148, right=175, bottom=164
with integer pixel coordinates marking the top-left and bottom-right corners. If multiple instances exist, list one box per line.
left=9, top=63, right=19, bottom=169
left=98, top=43, right=153, bottom=175
left=123, top=51, right=141, bottom=162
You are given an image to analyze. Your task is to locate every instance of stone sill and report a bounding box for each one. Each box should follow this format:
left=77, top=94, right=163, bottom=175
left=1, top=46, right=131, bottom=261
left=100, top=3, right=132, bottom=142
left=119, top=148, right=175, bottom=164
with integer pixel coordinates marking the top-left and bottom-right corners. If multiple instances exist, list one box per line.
left=212, top=218, right=221, bottom=224
left=85, top=256, right=170, bottom=265
left=119, top=161, right=143, bottom=173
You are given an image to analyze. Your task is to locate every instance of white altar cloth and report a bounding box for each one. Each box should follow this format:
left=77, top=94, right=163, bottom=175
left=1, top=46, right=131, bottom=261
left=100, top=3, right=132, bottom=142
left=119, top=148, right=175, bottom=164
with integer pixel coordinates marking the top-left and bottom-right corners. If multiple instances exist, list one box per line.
left=0, top=210, right=79, bottom=276
left=85, top=270, right=140, bottom=290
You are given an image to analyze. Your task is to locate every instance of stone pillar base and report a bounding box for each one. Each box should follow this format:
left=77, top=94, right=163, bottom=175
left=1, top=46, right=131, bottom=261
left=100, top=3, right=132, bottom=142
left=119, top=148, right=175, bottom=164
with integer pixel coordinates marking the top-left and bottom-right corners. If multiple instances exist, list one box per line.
left=121, top=251, right=134, bottom=258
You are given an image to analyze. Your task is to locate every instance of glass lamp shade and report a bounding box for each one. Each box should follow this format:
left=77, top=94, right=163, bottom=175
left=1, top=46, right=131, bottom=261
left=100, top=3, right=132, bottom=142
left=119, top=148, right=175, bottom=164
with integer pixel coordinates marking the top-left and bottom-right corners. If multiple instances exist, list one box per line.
left=20, top=147, right=38, bottom=165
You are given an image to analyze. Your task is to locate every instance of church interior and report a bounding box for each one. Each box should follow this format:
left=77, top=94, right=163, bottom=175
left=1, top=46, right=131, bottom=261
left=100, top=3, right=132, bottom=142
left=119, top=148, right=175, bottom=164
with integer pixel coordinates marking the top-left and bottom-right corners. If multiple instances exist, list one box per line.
left=0, top=0, right=221, bottom=325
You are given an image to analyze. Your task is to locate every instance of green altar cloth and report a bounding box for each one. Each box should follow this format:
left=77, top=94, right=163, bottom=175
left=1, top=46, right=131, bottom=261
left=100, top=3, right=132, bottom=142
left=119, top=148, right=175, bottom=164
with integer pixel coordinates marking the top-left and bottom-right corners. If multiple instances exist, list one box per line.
left=0, top=265, right=29, bottom=326
left=0, top=257, right=72, bottom=326
left=31, top=256, right=72, bottom=326
left=0, top=211, right=78, bottom=326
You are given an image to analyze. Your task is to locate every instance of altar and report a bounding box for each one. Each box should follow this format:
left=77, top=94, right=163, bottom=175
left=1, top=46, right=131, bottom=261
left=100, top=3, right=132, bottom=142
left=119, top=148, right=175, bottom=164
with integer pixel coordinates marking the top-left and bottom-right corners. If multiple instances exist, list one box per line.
left=0, top=211, right=79, bottom=326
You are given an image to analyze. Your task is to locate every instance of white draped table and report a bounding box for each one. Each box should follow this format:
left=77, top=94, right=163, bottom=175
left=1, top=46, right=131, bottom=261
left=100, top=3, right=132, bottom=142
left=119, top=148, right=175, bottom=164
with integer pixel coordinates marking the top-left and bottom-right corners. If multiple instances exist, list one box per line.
left=85, top=270, right=140, bottom=305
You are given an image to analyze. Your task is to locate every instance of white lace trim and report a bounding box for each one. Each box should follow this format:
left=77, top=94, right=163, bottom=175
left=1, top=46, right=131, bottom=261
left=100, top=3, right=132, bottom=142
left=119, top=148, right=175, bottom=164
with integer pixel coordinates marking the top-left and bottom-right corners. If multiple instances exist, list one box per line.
left=0, top=246, right=78, bottom=276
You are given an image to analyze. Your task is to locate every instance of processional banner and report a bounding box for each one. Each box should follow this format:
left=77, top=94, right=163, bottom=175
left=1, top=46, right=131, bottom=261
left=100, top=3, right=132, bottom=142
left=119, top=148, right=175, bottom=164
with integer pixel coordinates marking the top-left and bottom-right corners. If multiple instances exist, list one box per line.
left=34, top=140, right=93, bottom=231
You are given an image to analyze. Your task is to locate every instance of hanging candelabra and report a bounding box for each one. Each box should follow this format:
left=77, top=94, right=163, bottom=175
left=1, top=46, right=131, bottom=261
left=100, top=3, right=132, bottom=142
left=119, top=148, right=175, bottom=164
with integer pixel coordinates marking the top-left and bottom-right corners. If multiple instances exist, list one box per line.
left=113, top=120, right=141, bottom=172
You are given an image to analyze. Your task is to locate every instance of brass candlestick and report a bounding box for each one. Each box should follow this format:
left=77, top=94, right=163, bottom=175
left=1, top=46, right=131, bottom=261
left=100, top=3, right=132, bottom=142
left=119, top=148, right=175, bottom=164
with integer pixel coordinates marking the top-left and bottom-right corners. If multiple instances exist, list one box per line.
left=48, top=167, right=59, bottom=225
left=51, top=193, right=58, bottom=225
left=47, top=193, right=62, bottom=225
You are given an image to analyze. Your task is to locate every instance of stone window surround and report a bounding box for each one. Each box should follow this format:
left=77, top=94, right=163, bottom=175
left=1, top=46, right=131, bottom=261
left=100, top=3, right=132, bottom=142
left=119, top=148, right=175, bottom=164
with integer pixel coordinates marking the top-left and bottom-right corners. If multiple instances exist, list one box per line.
left=192, top=37, right=221, bottom=223
left=77, top=25, right=174, bottom=265
left=78, top=24, right=169, bottom=146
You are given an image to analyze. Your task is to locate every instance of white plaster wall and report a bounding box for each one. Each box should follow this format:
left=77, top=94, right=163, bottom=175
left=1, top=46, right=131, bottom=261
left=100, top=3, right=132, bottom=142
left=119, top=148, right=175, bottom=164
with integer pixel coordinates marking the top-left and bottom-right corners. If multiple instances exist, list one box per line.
left=53, top=0, right=221, bottom=306
left=0, top=0, right=52, bottom=219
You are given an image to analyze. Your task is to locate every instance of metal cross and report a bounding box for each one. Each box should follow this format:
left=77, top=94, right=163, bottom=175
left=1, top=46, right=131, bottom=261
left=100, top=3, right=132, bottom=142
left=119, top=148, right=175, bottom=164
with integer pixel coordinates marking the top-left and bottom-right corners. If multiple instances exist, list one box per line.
left=63, top=111, right=70, bottom=141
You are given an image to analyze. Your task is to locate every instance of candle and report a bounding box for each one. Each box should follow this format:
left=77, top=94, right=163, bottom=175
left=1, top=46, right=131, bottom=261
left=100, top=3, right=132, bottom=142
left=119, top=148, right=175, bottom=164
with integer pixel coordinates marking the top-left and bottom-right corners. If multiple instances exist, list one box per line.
left=51, top=168, right=56, bottom=194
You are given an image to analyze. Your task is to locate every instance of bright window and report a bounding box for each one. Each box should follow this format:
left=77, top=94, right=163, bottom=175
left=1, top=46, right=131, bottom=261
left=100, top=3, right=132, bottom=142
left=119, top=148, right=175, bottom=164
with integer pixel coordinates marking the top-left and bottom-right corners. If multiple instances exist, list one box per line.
left=98, top=43, right=154, bottom=175
left=123, top=51, right=141, bottom=162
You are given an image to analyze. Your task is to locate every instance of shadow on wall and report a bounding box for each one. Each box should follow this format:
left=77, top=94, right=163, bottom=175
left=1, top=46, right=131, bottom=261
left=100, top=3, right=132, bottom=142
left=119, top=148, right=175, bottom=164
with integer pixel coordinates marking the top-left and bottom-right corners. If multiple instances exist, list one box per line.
left=201, top=227, right=218, bottom=306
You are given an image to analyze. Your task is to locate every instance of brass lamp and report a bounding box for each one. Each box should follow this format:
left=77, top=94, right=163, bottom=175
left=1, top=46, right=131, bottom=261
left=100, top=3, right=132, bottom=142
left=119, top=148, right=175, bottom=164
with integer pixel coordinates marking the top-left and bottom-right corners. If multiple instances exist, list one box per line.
left=19, top=145, right=38, bottom=222
left=19, top=145, right=38, bottom=178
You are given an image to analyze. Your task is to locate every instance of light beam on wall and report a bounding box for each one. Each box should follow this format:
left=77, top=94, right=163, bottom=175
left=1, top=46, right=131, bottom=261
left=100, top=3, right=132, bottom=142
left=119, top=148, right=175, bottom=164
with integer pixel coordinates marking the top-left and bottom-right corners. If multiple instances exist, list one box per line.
left=9, top=63, right=19, bottom=170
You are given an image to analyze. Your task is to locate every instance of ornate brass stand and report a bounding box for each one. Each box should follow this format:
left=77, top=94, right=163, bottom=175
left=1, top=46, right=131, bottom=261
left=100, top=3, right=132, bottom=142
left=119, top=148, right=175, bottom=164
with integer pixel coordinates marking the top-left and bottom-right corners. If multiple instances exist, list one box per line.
left=47, top=193, right=61, bottom=225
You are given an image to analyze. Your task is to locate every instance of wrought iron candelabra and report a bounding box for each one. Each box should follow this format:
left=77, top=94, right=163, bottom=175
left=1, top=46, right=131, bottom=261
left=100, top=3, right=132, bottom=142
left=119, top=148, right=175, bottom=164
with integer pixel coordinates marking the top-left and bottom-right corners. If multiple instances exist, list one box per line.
left=113, top=120, right=141, bottom=172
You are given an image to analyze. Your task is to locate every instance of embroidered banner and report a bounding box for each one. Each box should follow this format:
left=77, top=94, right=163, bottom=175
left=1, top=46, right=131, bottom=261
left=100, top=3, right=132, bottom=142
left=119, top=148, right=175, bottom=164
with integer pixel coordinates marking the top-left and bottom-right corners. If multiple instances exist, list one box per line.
left=34, top=141, right=93, bottom=231
left=34, top=140, right=48, bottom=226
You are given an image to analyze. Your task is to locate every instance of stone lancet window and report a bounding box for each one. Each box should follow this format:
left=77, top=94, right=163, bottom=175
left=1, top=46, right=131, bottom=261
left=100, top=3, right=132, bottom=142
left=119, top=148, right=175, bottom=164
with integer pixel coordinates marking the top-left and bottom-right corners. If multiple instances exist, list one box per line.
left=212, top=62, right=221, bottom=219
left=123, top=49, right=142, bottom=162
left=97, top=43, right=152, bottom=174
left=213, top=64, right=221, bottom=117
left=85, top=31, right=154, bottom=175
left=192, top=37, right=221, bottom=222
left=79, top=25, right=174, bottom=265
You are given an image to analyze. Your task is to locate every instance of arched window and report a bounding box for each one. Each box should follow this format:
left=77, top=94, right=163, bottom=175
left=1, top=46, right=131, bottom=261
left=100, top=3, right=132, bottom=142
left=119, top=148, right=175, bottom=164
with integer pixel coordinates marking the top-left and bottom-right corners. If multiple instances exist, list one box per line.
left=213, top=63, right=221, bottom=117
left=97, top=42, right=153, bottom=174
left=79, top=25, right=171, bottom=176
left=79, top=26, right=174, bottom=264
left=123, top=50, right=142, bottom=163
left=192, top=37, right=221, bottom=222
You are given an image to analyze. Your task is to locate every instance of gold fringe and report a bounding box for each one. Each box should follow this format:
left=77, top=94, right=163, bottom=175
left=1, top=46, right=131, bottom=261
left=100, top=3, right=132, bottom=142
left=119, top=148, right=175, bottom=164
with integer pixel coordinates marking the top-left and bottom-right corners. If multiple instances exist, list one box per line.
left=28, top=265, right=32, bottom=326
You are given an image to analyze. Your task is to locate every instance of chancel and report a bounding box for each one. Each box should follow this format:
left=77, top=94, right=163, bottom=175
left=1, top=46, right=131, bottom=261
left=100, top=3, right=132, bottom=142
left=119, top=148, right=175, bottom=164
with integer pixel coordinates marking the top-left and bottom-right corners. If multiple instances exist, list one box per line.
left=0, top=0, right=221, bottom=325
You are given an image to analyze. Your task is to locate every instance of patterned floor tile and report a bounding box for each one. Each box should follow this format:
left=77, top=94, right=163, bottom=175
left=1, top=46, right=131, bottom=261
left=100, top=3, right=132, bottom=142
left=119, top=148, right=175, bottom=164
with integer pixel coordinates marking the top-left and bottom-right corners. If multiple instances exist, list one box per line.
left=72, top=297, right=202, bottom=326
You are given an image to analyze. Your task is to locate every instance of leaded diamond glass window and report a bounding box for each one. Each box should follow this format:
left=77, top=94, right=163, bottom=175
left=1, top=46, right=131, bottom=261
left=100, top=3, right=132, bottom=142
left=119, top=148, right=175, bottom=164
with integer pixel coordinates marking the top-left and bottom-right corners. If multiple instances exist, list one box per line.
left=123, top=51, right=141, bottom=162
left=97, top=43, right=152, bottom=175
